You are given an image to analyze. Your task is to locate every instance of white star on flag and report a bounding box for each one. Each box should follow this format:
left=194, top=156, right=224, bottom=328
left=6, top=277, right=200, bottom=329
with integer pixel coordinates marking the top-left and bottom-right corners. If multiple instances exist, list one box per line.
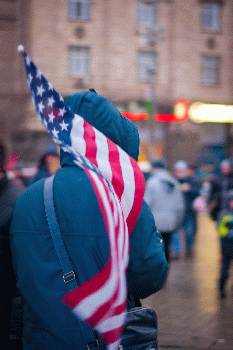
left=59, top=107, right=66, bottom=117
left=60, top=120, right=69, bottom=131
left=38, top=101, right=45, bottom=113
left=37, top=84, right=45, bottom=97
left=48, top=82, right=53, bottom=90
left=48, top=111, right=55, bottom=123
left=47, top=96, right=56, bottom=108
left=26, top=56, right=31, bottom=65
left=36, top=69, right=42, bottom=79
left=60, top=95, right=64, bottom=102
left=28, top=73, right=33, bottom=84
left=52, top=127, right=59, bottom=138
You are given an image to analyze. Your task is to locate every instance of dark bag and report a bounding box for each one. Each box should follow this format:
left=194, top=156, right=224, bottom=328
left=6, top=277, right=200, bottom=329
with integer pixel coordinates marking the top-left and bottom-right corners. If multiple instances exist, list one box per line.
left=119, top=307, right=158, bottom=350
left=44, top=176, right=158, bottom=350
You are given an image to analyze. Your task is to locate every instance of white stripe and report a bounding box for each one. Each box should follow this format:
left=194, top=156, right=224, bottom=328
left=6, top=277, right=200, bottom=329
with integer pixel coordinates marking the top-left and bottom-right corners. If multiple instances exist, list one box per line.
left=96, top=312, right=126, bottom=334
left=118, top=145, right=135, bottom=218
left=95, top=128, right=113, bottom=183
left=70, top=115, right=86, bottom=156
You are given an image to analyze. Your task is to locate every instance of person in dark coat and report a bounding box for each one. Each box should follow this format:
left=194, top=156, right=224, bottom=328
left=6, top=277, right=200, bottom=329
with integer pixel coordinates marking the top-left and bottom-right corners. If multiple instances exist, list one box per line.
left=208, top=159, right=233, bottom=221
left=0, top=139, right=24, bottom=348
left=11, top=91, right=168, bottom=350
left=172, top=160, right=200, bottom=259
left=217, top=190, right=233, bottom=299
left=30, top=147, right=60, bottom=184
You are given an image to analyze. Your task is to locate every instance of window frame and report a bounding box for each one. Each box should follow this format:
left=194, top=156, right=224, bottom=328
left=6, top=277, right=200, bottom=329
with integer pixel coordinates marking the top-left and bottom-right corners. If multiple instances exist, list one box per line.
left=68, top=0, right=91, bottom=22
left=136, top=0, right=158, bottom=40
left=200, top=2, right=222, bottom=33
left=67, top=46, right=91, bottom=79
left=136, top=50, right=158, bottom=82
left=200, top=54, right=221, bottom=87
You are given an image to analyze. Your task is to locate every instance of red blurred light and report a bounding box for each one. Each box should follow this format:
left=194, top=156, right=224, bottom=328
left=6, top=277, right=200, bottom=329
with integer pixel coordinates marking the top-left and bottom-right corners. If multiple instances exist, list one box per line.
left=122, top=112, right=148, bottom=120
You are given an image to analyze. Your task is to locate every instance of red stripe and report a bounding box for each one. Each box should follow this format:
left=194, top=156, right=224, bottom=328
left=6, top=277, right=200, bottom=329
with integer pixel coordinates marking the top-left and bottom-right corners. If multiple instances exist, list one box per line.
left=102, top=324, right=125, bottom=345
left=84, top=120, right=98, bottom=167
left=107, top=139, right=124, bottom=201
left=126, top=157, right=145, bottom=235
left=62, top=258, right=112, bottom=309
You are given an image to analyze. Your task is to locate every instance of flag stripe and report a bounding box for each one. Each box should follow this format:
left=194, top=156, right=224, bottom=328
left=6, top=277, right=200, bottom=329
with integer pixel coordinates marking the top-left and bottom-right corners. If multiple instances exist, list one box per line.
left=95, top=128, right=113, bottom=183
left=107, top=139, right=125, bottom=201
left=126, top=156, right=145, bottom=234
left=84, top=120, right=98, bottom=167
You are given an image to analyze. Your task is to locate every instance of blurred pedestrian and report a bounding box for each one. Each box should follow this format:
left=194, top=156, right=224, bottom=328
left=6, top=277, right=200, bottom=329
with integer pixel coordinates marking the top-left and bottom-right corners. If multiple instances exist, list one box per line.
left=0, top=139, right=24, bottom=348
left=172, top=160, right=200, bottom=259
left=217, top=190, right=233, bottom=299
left=11, top=86, right=168, bottom=349
left=208, top=159, right=233, bottom=222
left=30, top=145, right=60, bottom=184
left=5, top=154, right=29, bottom=188
left=144, top=159, right=185, bottom=263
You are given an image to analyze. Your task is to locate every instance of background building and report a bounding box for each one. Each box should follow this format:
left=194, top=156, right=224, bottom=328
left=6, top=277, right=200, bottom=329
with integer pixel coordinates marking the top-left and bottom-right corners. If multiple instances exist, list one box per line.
left=1, top=0, right=233, bottom=167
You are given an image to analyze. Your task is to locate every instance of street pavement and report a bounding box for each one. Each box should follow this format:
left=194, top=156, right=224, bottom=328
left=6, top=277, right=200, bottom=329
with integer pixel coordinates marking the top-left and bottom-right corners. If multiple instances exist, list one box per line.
left=142, top=213, right=233, bottom=350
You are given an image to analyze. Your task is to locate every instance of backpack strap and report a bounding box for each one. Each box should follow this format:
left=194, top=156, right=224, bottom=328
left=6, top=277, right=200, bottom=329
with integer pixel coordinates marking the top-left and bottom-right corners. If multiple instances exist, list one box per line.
left=44, top=175, right=100, bottom=350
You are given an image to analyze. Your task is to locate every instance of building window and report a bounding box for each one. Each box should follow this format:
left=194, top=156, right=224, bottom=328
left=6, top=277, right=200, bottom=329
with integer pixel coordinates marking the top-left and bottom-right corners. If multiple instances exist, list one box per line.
left=68, top=46, right=90, bottom=78
left=137, top=50, right=157, bottom=81
left=200, top=3, right=221, bottom=32
left=68, top=0, right=90, bottom=21
left=200, top=54, right=221, bottom=86
left=137, top=0, right=158, bottom=40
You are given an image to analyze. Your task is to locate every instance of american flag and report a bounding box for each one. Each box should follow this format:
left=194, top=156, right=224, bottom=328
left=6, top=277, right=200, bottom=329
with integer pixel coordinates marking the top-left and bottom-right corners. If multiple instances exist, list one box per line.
left=18, top=45, right=145, bottom=350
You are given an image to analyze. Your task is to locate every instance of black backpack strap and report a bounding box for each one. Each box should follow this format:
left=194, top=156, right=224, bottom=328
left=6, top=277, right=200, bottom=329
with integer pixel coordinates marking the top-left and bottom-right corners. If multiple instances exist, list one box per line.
left=44, top=175, right=100, bottom=349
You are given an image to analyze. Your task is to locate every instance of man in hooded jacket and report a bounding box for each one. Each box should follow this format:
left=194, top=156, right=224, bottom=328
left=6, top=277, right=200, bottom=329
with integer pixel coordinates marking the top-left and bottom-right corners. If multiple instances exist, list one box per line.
left=11, top=90, right=168, bottom=350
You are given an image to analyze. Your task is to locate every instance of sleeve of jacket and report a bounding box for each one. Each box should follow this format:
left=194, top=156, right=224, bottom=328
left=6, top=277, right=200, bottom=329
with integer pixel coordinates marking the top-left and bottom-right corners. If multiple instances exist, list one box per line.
left=127, top=200, right=168, bottom=299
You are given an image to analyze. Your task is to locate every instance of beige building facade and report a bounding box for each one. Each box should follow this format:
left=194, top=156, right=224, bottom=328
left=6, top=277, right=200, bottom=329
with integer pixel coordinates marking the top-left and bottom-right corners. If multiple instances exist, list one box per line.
left=1, top=0, right=233, bottom=166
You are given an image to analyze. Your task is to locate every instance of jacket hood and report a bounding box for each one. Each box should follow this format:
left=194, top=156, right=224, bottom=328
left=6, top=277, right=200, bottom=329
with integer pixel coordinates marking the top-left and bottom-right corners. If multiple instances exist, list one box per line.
left=60, top=90, right=140, bottom=166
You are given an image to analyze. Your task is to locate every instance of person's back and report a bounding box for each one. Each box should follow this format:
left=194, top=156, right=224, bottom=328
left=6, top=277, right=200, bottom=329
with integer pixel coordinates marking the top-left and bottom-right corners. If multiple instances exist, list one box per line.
left=144, top=160, right=185, bottom=263
left=11, top=89, right=168, bottom=349
left=11, top=165, right=109, bottom=349
left=145, top=167, right=185, bottom=233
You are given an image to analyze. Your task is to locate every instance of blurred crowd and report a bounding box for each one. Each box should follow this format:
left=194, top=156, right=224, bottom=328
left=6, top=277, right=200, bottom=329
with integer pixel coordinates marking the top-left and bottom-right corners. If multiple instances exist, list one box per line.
left=142, top=156, right=233, bottom=300
left=2, top=135, right=233, bottom=347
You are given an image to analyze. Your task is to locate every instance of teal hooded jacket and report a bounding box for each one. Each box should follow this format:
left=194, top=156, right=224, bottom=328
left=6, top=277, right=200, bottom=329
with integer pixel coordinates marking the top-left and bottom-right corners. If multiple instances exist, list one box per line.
left=10, top=90, right=168, bottom=350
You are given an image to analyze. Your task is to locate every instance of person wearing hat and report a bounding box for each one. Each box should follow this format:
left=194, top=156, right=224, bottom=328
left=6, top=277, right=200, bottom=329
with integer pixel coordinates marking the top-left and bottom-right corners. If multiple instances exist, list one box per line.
left=11, top=90, right=168, bottom=349
left=0, top=139, right=24, bottom=348
left=144, top=159, right=185, bottom=263
left=172, top=160, right=200, bottom=259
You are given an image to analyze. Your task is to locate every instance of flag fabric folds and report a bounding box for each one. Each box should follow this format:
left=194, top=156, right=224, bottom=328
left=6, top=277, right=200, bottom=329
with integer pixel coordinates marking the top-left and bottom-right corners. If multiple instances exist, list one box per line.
left=18, top=45, right=145, bottom=350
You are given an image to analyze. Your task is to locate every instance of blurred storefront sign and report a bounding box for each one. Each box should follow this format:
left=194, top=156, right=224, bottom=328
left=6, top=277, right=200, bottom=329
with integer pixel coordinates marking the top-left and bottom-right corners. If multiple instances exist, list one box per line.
left=121, top=100, right=189, bottom=122
left=189, top=102, right=233, bottom=123
left=121, top=112, right=148, bottom=120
